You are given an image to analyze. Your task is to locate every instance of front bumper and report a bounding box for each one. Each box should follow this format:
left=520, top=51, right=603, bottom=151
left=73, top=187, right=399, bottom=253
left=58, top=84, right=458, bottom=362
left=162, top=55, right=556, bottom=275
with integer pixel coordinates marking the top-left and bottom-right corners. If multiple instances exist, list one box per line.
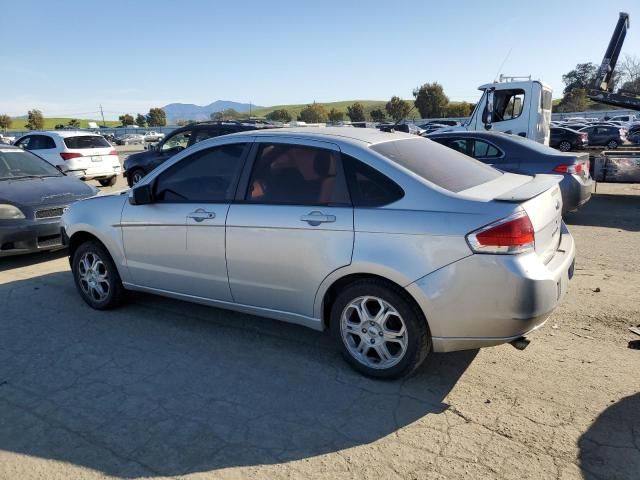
left=0, top=218, right=66, bottom=257
left=406, top=223, right=576, bottom=353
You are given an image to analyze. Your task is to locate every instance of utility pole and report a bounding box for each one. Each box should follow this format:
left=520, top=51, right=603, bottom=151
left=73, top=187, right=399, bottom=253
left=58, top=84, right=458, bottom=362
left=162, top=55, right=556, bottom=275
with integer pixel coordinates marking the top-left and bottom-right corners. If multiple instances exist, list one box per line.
left=99, top=104, right=105, bottom=126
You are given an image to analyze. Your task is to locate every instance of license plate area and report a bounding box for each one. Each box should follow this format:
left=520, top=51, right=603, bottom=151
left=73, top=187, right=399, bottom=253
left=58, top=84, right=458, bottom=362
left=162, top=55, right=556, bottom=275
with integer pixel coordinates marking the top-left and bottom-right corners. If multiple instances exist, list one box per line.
left=91, top=156, right=102, bottom=162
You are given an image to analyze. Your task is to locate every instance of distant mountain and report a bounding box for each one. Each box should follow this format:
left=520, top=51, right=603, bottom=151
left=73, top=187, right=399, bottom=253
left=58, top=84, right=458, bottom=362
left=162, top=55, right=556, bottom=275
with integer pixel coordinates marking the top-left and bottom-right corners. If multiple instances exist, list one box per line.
left=162, top=100, right=262, bottom=123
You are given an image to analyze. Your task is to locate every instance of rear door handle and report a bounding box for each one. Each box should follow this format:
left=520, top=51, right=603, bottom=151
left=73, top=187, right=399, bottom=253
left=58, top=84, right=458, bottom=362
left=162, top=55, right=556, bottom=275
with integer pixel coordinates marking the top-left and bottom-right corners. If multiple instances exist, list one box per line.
left=300, top=211, right=336, bottom=226
left=187, top=208, right=216, bottom=222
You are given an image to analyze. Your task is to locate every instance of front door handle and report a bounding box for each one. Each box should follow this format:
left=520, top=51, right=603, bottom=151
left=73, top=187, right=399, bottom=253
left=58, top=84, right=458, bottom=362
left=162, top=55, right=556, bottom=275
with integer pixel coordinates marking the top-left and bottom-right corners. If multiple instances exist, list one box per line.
left=300, top=211, right=336, bottom=226
left=187, top=208, right=216, bottom=222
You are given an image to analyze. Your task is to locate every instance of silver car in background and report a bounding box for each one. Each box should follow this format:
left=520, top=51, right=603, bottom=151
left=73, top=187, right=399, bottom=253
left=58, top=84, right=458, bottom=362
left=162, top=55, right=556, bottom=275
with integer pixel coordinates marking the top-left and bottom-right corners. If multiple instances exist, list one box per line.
left=62, top=128, right=575, bottom=378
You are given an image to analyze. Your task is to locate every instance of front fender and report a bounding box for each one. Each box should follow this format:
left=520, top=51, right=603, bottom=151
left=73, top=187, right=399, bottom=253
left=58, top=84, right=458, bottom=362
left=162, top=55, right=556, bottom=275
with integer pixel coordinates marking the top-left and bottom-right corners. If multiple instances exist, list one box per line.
left=62, top=194, right=130, bottom=282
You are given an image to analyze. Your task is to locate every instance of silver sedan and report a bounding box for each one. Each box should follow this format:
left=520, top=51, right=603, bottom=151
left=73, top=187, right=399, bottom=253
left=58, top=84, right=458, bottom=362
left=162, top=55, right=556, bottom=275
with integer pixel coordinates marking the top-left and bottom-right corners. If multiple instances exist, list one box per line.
left=62, top=128, right=575, bottom=378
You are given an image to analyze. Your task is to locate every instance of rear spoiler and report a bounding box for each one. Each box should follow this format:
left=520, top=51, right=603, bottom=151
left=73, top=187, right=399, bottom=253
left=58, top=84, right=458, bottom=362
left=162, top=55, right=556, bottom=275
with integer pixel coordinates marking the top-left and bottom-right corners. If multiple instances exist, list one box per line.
left=494, top=174, right=563, bottom=202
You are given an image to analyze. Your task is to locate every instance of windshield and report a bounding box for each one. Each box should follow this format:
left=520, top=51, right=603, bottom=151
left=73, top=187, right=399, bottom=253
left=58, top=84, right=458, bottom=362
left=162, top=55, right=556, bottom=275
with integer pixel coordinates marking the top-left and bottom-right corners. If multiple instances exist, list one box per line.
left=0, top=149, right=62, bottom=179
left=64, top=135, right=111, bottom=149
left=370, top=138, right=501, bottom=193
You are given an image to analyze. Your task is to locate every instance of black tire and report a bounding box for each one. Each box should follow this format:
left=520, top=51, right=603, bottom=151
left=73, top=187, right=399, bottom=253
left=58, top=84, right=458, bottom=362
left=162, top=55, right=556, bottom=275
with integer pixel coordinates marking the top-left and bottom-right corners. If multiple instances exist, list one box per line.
left=98, top=176, right=117, bottom=187
left=606, top=140, right=618, bottom=149
left=558, top=141, right=572, bottom=152
left=330, top=279, right=431, bottom=379
left=127, top=168, right=145, bottom=187
left=72, top=240, right=125, bottom=310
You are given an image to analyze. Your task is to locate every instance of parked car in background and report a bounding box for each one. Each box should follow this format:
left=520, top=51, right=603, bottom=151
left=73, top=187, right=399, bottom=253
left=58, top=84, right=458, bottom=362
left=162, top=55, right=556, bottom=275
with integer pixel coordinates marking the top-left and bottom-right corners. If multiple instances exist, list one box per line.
left=609, top=114, right=638, bottom=123
left=14, top=131, right=121, bottom=187
left=63, top=127, right=575, bottom=378
left=0, top=134, right=15, bottom=145
left=428, top=131, right=592, bottom=213
left=550, top=127, right=589, bottom=152
left=377, top=123, right=424, bottom=135
left=115, top=134, right=145, bottom=145
left=123, top=120, right=278, bottom=186
left=0, top=145, right=96, bottom=256
left=143, top=131, right=165, bottom=142
left=577, top=125, right=627, bottom=149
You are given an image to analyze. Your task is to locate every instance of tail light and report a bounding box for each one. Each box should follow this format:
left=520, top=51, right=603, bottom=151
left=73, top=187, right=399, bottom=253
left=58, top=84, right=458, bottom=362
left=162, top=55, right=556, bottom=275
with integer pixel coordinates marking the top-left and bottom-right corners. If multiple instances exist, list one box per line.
left=108, top=149, right=118, bottom=156
left=553, top=163, right=584, bottom=174
left=60, top=152, right=84, bottom=161
left=467, top=211, right=534, bottom=254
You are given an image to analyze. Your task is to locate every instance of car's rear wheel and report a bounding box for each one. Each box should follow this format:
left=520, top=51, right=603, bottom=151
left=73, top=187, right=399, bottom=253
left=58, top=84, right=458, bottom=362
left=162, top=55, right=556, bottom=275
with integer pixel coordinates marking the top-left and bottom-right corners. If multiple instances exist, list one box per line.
left=331, top=279, right=431, bottom=379
left=607, top=140, right=618, bottom=149
left=98, top=176, right=117, bottom=187
left=128, top=168, right=145, bottom=187
left=72, top=240, right=124, bottom=310
left=558, top=141, right=572, bottom=152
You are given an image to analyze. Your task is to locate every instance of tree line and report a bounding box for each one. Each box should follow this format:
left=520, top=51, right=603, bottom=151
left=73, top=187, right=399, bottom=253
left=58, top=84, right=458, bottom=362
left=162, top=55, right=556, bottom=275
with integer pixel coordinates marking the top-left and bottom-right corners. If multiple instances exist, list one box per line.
left=262, top=85, right=475, bottom=124
left=0, top=108, right=168, bottom=132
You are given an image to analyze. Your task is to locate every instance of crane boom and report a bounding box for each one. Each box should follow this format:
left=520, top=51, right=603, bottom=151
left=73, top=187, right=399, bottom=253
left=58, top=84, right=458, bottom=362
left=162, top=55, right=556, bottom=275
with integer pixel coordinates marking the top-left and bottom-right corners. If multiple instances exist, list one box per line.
left=588, top=12, right=640, bottom=111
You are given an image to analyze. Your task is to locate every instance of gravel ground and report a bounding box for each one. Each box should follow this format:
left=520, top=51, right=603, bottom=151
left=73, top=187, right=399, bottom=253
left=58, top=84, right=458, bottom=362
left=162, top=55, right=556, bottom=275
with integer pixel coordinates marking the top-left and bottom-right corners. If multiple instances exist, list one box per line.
left=0, top=153, right=638, bottom=479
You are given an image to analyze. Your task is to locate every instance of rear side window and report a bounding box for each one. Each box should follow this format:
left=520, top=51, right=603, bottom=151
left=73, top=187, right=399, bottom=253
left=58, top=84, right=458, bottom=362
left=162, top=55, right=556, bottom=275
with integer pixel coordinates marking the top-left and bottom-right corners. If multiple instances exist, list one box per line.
left=343, top=155, right=404, bottom=207
left=370, top=138, right=501, bottom=193
left=246, top=144, right=350, bottom=206
left=64, top=136, right=111, bottom=149
left=192, top=128, right=220, bottom=144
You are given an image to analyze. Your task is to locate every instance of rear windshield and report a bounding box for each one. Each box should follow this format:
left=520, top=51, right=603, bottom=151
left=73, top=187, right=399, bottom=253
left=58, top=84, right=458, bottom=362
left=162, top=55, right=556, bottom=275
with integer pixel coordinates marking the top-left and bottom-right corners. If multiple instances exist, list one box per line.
left=64, top=136, right=111, bottom=149
left=370, top=138, right=501, bottom=193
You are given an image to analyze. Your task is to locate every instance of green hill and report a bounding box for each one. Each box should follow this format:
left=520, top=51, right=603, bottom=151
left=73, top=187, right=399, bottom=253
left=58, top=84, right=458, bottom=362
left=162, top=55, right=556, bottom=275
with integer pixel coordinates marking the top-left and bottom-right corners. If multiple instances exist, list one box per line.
left=6, top=117, right=120, bottom=131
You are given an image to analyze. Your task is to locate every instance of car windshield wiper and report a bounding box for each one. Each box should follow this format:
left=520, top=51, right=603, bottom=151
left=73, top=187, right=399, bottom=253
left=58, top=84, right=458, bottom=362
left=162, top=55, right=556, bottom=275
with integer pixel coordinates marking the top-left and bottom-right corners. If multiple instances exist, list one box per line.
left=1, top=174, right=61, bottom=180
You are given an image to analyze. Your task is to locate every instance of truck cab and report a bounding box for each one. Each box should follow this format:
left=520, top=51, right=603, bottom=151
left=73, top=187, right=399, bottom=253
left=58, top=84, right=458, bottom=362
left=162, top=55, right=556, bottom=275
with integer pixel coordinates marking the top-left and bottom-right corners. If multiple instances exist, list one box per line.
left=445, top=77, right=553, bottom=145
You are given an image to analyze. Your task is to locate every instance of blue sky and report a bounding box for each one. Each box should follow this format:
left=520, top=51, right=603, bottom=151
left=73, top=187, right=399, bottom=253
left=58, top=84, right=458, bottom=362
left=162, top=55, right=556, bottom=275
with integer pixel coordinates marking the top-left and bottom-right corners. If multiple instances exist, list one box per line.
left=1, top=0, right=638, bottom=119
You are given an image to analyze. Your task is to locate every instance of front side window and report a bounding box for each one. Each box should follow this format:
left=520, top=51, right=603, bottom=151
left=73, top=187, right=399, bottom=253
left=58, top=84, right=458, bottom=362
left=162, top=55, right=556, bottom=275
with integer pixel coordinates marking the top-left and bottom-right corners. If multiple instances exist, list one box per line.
left=161, top=130, right=192, bottom=153
left=246, top=144, right=350, bottom=205
left=64, top=136, right=110, bottom=149
left=15, top=136, right=33, bottom=149
left=493, top=89, right=525, bottom=121
left=154, top=143, right=248, bottom=203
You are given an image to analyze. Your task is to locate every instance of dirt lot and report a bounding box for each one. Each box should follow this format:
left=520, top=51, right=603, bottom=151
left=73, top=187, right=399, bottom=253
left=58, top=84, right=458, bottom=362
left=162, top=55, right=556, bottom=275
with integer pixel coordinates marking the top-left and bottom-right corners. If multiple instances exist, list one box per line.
left=0, top=152, right=639, bottom=479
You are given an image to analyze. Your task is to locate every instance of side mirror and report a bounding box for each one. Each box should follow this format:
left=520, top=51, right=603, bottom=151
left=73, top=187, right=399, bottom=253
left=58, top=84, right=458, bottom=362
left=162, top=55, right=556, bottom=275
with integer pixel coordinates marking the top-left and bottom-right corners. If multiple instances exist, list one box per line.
left=483, top=88, right=495, bottom=129
left=129, top=184, right=153, bottom=205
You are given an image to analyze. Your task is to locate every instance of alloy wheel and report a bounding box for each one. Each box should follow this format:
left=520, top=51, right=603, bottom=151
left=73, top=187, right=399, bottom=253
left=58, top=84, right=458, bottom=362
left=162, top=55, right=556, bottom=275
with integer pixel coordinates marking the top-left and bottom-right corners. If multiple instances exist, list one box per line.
left=340, top=296, right=408, bottom=369
left=77, top=251, right=110, bottom=302
left=559, top=141, right=571, bottom=152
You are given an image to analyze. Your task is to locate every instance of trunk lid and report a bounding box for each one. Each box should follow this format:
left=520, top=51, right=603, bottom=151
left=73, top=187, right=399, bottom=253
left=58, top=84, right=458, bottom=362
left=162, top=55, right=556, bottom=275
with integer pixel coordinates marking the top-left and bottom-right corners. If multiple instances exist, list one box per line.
left=460, top=172, right=563, bottom=263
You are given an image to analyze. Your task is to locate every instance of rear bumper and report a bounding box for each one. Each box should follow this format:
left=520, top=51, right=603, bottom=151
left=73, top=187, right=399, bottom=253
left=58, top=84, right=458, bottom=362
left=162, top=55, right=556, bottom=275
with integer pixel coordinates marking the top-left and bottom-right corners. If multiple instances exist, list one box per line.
left=0, top=218, right=65, bottom=257
left=406, top=223, right=576, bottom=353
left=560, top=174, right=593, bottom=213
left=63, top=156, right=122, bottom=180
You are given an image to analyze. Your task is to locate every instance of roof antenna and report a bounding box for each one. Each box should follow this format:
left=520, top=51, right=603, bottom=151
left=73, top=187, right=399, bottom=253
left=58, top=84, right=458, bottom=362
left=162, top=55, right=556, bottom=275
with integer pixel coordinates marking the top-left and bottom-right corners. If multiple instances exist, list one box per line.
left=494, top=47, right=513, bottom=82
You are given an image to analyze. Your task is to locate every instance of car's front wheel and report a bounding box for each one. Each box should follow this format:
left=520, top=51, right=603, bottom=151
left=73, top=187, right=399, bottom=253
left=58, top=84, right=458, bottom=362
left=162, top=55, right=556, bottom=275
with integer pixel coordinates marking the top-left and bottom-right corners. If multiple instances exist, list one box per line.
left=72, top=240, right=124, bottom=310
left=331, top=279, right=431, bottom=379
left=558, top=140, right=572, bottom=152
left=127, top=168, right=145, bottom=187
left=607, top=140, right=618, bottom=149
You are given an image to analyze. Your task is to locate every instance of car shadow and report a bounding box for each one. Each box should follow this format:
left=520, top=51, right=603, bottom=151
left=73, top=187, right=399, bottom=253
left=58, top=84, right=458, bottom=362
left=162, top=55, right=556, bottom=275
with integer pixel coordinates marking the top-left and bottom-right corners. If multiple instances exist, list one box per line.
left=578, top=393, right=640, bottom=479
left=564, top=192, right=640, bottom=231
left=0, top=271, right=476, bottom=477
left=0, top=249, right=67, bottom=272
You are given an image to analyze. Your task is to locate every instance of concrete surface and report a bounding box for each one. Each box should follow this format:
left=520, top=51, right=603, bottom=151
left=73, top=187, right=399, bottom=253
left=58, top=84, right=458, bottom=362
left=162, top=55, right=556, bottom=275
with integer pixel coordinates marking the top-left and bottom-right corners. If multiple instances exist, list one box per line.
left=0, top=164, right=639, bottom=479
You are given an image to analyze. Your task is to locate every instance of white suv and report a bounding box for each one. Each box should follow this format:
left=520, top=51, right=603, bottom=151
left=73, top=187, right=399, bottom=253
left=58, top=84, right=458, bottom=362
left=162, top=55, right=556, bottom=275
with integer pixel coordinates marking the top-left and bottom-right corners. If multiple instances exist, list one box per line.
left=14, top=131, right=121, bottom=186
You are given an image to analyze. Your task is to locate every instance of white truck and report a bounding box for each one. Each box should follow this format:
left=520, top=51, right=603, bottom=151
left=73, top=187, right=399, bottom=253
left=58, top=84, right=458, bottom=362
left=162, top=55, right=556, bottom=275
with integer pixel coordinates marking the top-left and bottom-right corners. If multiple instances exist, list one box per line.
left=443, top=75, right=553, bottom=145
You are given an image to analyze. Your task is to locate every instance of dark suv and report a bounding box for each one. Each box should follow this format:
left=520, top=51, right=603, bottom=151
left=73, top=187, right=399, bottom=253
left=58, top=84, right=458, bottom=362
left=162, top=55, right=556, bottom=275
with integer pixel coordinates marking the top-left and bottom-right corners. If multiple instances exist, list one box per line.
left=123, top=121, right=278, bottom=186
